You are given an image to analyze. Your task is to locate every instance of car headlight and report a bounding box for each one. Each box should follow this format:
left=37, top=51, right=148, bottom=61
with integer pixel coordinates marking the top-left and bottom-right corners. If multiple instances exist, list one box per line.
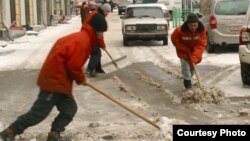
left=157, top=25, right=167, bottom=30
left=125, top=25, right=136, bottom=31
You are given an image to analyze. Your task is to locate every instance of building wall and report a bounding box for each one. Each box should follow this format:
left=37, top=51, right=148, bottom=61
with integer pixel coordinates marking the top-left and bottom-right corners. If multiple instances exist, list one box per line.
left=2, top=0, right=12, bottom=27
left=15, top=0, right=22, bottom=27
left=0, top=0, right=11, bottom=40
left=29, top=0, right=34, bottom=26
left=20, top=0, right=25, bottom=26
left=37, top=0, right=48, bottom=25
left=1, top=0, right=79, bottom=39
left=33, top=0, right=38, bottom=25
left=0, top=0, right=2, bottom=29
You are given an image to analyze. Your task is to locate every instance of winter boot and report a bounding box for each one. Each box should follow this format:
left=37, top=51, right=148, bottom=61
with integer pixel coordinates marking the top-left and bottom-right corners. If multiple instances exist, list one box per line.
left=0, top=128, right=15, bottom=141
left=47, top=132, right=71, bottom=141
left=47, top=131, right=62, bottom=141
left=95, top=63, right=105, bottom=74
left=184, top=79, right=192, bottom=89
left=86, top=70, right=96, bottom=77
left=95, top=68, right=105, bottom=73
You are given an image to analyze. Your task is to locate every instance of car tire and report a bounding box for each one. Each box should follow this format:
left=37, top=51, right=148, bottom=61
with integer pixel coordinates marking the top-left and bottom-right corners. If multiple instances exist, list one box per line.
left=118, top=11, right=121, bottom=15
left=123, top=36, right=129, bottom=46
left=163, top=37, right=168, bottom=45
left=241, top=63, right=250, bottom=85
left=207, top=39, right=216, bottom=53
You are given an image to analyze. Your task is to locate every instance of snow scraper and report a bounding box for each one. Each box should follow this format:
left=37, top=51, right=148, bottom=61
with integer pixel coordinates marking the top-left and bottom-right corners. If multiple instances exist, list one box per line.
left=86, top=82, right=161, bottom=130
left=103, top=48, right=119, bottom=69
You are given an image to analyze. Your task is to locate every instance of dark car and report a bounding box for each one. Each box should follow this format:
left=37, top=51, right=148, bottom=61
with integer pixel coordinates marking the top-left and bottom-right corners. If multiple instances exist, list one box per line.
left=95, top=0, right=115, bottom=12
left=118, top=1, right=133, bottom=15
left=108, top=0, right=116, bottom=12
left=95, top=0, right=105, bottom=7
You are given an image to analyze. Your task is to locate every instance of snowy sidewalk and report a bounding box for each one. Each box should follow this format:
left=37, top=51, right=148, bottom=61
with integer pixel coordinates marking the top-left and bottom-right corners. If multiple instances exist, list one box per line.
left=0, top=16, right=82, bottom=71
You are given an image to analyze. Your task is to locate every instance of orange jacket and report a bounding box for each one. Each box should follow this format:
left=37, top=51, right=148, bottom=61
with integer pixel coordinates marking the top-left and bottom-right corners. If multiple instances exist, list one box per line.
left=171, top=22, right=207, bottom=64
left=37, top=24, right=98, bottom=96
left=80, top=10, right=106, bottom=49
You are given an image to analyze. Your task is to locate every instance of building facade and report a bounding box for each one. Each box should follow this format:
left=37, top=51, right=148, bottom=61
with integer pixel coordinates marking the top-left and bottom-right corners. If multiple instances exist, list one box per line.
left=0, top=0, right=77, bottom=40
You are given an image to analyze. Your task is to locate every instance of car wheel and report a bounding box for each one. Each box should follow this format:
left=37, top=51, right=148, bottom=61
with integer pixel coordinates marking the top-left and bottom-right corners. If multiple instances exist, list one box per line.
left=207, top=39, right=216, bottom=53
left=118, top=10, right=121, bottom=15
left=163, top=37, right=168, bottom=45
left=123, top=36, right=129, bottom=46
left=241, top=63, right=250, bottom=85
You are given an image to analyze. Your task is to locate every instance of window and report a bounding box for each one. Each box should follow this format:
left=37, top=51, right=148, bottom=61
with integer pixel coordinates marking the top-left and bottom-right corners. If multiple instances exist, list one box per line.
left=126, top=7, right=164, bottom=18
left=215, top=0, right=250, bottom=15
left=174, top=0, right=181, bottom=4
left=95, top=0, right=105, bottom=3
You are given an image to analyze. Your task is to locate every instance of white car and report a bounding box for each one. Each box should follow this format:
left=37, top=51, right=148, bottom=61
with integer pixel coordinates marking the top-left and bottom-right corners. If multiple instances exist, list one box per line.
left=157, top=0, right=181, bottom=20
left=199, top=0, right=250, bottom=53
left=239, top=5, right=250, bottom=85
left=121, top=3, right=169, bottom=46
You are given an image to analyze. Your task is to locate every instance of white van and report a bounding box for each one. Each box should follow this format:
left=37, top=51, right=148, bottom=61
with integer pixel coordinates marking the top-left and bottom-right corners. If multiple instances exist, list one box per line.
left=199, top=0, right=250, bottom=53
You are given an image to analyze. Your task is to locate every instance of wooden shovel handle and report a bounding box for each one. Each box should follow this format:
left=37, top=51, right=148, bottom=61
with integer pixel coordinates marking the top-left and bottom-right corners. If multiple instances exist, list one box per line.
left=86, top=83, right=160, bottom=130
left=103, top=48, right=119, bottom=69
left=188, top=51, right=202, bottom=88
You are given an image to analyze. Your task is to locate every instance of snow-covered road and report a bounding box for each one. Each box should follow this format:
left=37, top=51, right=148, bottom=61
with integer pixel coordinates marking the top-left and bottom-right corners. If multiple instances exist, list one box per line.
left=0, top=11, right=248, bottom=97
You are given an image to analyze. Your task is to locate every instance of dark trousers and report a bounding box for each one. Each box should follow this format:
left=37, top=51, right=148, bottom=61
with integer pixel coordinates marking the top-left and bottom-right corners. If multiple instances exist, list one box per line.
left=9, top=90, right=77, bottom=134
left=87, top=46, right=102, bottom=72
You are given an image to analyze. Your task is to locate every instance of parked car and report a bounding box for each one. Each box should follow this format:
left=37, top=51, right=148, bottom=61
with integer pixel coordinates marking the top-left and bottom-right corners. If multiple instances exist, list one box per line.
left=199, top=0, right=250, bottom=53
left=158, top=3, right=170, bottom=26
left=95, top=0, right=115, bottom=12
left=239, top=5, right=250, bottom=85
left=108, top=0, right=116, bottom=12
left=157, top=0, right=181, bottom=20
left=143, top=0, right=158, bottom=3
left=95, top=0, right=105, bottom=7
left=121, top=3, right=169, bottom=46
left=118, top=0, right=133, bottom=15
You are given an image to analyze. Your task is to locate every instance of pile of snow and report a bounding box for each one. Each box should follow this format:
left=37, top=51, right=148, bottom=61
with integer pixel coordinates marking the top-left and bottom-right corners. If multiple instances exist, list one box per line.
left=181, top=87, right=230, bottom=104
left=0, top=41, right=8, bottom=47
left=0, top=122, right=5, bottom=132
left=154, top=117, right=188, bottom=141
left=112, top=75, right=129, bottom=92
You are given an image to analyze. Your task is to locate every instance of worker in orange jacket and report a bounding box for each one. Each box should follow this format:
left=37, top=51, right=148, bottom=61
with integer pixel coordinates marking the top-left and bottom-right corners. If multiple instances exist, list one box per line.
left=81, top=3, right=111, bottom=77
left=0, top=14, right=108, bottom=141
left=171, top=13, right=207, bottom=89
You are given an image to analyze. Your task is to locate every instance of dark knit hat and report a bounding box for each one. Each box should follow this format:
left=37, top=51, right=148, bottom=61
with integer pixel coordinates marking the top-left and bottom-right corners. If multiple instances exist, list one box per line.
left=186, top=13, right=199, bottom=23
left=89, top=14, right=108, bottom=32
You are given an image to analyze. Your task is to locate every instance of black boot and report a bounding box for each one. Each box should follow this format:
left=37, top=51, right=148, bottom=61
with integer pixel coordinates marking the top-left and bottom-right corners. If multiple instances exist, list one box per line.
left=86, top=70, right=96, bottom=77
left=184, top=79, right=192, bottom=89
left=95, top=62, right=105, bottom=74
left=47, top=131, right=71, bottom=141
left=95, top=68, right=105, bottom=73
left=0, top=128, right=15, bottom=141
left=47, top=131, right=62, bottom=141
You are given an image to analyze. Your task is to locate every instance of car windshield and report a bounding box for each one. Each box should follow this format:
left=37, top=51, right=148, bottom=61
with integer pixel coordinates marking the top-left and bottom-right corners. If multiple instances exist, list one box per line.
left=95, top=0, right=104, bottom=3
left=215, top=0, right=250, bottom=15
left=120, top=2, right=128, bottom=6
left=157, top=0, right=170, bottom=5
left=125, top=7, right=164, bottom=18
